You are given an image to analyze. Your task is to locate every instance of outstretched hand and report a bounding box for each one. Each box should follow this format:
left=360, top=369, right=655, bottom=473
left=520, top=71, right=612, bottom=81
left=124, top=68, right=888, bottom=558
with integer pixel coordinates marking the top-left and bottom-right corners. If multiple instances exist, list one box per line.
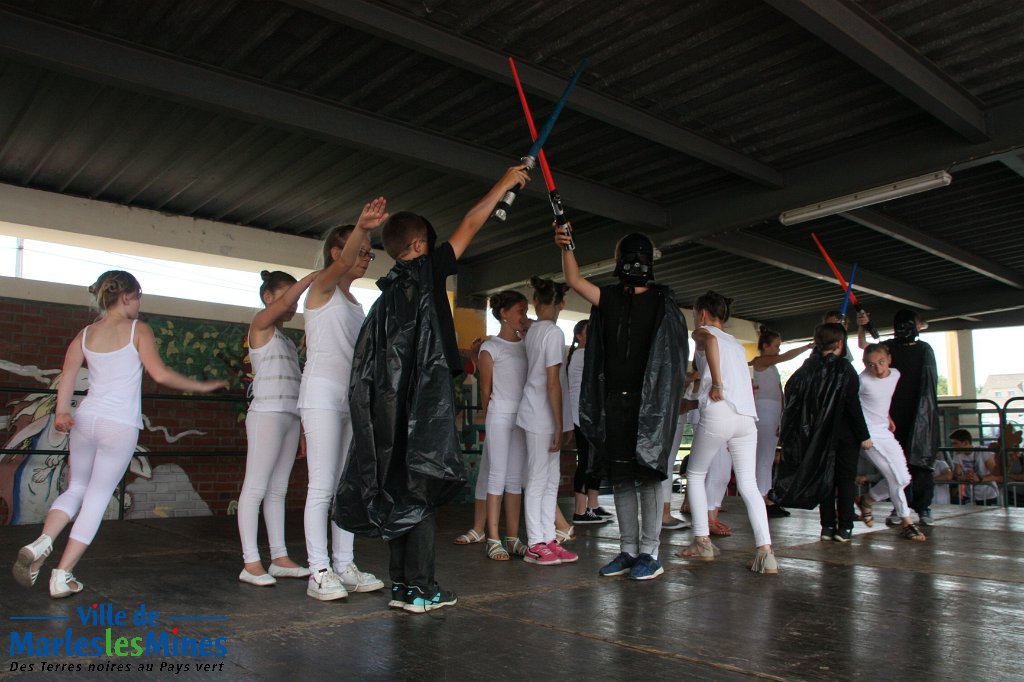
left=356, top=196, right=389, bottom=231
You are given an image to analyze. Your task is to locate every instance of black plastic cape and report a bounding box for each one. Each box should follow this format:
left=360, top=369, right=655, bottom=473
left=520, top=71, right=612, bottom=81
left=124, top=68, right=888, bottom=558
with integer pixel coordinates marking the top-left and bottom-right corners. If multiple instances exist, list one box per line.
left=334, top=255, right=466, bottom=541
left=775, top=351, right=853, bottom=509
left=579, top=284, right=688, bottom=480
left=886, top=340, right=940, bottom=469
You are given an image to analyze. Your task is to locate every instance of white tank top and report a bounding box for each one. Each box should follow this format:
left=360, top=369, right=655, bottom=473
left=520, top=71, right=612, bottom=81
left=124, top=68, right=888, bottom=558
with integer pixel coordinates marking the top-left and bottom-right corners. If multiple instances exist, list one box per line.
left=695, top=325, right=758, bottom=420
left=75, top=320, right=144, bottom=429
left=753, top=365, right=782, bottom=403
left=480, top=336, right=527, bottom=415
left=298, top=286, right=364, bottom=412
left=249, top=328, right=301, bottom=415
left=858, top=367, right=901, bottom=437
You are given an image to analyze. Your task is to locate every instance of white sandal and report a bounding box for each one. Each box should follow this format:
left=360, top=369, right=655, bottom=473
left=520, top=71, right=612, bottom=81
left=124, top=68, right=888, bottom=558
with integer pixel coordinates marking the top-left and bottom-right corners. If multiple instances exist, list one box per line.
left=555, top=525, right=575, bottom=544
left=50, top=568, right=84, bottom=598
left=452, top=528, right=485, bottom=545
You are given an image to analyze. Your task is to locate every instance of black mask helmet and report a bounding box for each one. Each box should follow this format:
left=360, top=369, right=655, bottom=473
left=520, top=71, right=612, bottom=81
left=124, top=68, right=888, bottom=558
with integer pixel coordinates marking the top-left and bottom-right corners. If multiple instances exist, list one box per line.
left=614, top=232, right=655, bottom=286
left=892, top=308, right=920, bottom=342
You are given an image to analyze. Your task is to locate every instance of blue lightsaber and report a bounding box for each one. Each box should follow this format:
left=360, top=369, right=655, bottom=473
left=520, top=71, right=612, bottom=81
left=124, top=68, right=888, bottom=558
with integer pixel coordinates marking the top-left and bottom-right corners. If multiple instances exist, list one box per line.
left=839, top=263, right=858, bottom=318
left=493, top=57, right=589, bottom=222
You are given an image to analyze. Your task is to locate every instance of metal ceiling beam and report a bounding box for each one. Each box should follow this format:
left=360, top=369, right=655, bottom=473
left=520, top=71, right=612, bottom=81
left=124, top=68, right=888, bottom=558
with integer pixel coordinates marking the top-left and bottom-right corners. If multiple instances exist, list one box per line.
left=0, top=9, right=665, bottom=228
left=843, top=208, right=1024, bottom=289
left=1001, top=153, right=1024, bottom=178
left=287, top=0, right=784, bottom=188
left=698, top=232, right=938, bottom=309
left=764, top=0, right=988, bottom=142
left=462, top=97, right=1024, bottom=297
left=764, top=287, right=1024, bottom=341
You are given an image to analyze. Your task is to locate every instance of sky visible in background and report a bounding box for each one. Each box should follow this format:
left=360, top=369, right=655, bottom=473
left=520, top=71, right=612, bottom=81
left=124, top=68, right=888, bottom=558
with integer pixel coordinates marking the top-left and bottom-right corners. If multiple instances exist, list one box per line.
left=2, top=235, right=1019, bottom=389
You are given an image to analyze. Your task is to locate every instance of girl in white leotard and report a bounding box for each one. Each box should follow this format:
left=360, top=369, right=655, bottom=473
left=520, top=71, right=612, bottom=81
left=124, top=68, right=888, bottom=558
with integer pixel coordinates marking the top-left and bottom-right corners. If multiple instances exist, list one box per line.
left=237, top=269, right=319, bottom=587
left=749, top=326, right=812, bottom=517
left=12, top=270, right=225, bottom=598
left=299, top=198, right=388, bottom=601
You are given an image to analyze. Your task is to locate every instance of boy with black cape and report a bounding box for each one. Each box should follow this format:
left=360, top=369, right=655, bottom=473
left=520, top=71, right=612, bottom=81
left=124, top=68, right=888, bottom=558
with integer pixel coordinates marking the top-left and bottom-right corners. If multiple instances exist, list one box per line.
left=555, top=227, right=687, bottom=580
left=334, top=165, right=530, bottom=613
left=775, top=323, right=872, bottom=542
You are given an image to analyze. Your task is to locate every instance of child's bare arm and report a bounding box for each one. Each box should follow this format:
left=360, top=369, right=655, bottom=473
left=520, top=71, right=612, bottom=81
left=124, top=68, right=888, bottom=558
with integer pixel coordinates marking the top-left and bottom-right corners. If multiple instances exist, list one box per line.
left=555, top=222, right=600, bottom=306
left=54, top=332, right=86, bottom=432
left=449, top=166, right=530, bottom=259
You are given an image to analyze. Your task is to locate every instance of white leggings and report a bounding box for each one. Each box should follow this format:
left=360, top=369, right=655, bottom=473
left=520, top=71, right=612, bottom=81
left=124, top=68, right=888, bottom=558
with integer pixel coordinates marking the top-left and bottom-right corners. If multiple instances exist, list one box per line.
left=753, top=399, right=782, bottom=497
left=51, top=414, right=139, bottom=545
left=669, top=415, right=732, bottom=510
left=301, top=408, right=354, bottom=573
left=238, top=411, right=300, bottom=564
left=864, top=437, right=912, bottom=519
left=706, top=444, right=732, bottom=510
left=523, top=430, right=559, bottom=547
left=687, top=401, right=770, bottom=547
left=475, top=412, right=526, bottom=499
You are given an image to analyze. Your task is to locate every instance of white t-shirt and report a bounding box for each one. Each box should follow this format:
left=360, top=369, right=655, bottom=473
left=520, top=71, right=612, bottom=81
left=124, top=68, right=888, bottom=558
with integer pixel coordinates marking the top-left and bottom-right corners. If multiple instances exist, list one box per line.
left=695, top=326, right=757, bottom=419
left=479, top=336, right=527, bottom=415
left=858, top=368, right=901, bottom=437
left=955, top=451, right=998, bottom=501
left=566, top=348, right=585, bottom=427
left=516, top=320, right=565, bottom=435
left=933, top=459, right=952, bottom=504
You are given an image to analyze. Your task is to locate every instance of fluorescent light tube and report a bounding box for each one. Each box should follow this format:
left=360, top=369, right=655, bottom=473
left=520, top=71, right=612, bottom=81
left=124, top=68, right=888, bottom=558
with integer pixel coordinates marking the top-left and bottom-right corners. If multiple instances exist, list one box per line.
left=779, top=171, right=952, bottom=226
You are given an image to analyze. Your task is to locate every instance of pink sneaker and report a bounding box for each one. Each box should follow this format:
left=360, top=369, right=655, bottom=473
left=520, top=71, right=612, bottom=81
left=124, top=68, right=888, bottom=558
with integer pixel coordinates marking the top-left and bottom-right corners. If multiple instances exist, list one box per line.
left=547, top=540, right=578, bottom=564
left=523, top=542, right=561, bottom=566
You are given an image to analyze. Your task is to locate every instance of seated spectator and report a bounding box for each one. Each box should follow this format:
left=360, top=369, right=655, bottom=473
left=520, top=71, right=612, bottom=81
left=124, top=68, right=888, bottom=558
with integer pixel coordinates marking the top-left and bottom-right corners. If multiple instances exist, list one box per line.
left=950, top=429, right=1000, bottom=506
left=932, top=455, right=954, bottom=505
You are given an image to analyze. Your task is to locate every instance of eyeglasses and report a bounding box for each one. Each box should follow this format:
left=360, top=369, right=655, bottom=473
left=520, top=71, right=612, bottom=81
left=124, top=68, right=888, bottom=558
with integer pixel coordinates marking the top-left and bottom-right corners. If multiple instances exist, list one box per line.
left=358, top=248, right=376, bottom=261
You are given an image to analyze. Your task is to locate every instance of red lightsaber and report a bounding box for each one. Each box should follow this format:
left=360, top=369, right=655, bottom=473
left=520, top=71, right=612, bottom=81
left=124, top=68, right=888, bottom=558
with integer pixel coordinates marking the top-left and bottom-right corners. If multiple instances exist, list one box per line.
left=508, top=56, right=575, bottom=251
left=811, top=232, right=879, bottom=339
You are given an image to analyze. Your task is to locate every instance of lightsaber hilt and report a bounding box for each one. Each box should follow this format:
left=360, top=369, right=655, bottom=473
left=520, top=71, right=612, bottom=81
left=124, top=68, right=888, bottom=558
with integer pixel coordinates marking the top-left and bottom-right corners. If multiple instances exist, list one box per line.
left=549, top=189, right=575, bottom=251
left=493, top=155, right=536, bottom=222
left=855, top=305, right=880, bottom=339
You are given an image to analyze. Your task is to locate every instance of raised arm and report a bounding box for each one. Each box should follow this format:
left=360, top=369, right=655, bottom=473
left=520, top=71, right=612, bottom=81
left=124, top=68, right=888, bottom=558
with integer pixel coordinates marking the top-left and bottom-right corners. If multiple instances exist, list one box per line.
left=249, top=270, right=319, bottom=344
left=135, top=323, right=227, bottom=393
left=554, top=222, right=600, bottom=307
left=449, top=165, right=530, bottom=259
left=856, top=310, right=871, bottom=350
left=750, top=342, right=813, bottom=371
left=54, top=331, right=86, bottom=432
left=308, top=197, right=387, bottom=305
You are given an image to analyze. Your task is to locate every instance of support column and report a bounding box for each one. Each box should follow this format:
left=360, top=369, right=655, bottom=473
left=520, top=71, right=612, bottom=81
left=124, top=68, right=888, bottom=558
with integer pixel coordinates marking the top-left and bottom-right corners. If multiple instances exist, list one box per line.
left=955, top=329, right=976, bottom=399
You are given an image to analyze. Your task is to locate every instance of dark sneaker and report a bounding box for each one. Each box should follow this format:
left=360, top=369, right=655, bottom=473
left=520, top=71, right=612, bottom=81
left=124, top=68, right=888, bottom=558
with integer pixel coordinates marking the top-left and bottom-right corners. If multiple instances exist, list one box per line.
left=593, top=506, right=614, bottom=518
left=403, top=585, right=457, bottom=613
left=766, top=504, right=791, bottom=518
left=918, top=510, right=933, bottom=526
left=388, top=582, right=407, bottom=609
left=628, top=554, right=664, bottom=580
left=832, top=528, right=853, bottom=543
left=885, top=510, right=900, bottom=527
left=820, top=526, right=836, bottom=541
left=572, top=510, right=606, bottom=525
left=598, top=552, right=637, bottom=577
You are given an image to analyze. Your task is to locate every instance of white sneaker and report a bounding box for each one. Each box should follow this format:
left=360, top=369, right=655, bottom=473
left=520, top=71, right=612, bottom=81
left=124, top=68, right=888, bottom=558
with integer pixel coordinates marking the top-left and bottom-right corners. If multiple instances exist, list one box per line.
left=306, top=569, right=348, bottom=601
left=335, top=562, right=385, bottom=593
left=50, top=568, right=84, bottom=599
left=13, top=534, right=53, bottom=588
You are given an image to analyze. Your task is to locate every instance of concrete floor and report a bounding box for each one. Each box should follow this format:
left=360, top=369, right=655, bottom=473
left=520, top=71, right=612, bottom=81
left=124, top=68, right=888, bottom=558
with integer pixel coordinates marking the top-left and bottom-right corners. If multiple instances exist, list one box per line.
left=2, top=496, right=1022, bottom=681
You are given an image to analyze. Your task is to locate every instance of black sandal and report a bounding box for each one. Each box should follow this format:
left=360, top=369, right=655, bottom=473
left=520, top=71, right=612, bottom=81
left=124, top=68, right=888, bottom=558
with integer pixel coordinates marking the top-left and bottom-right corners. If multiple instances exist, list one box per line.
left=900, top=523, right=926, bottom=542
